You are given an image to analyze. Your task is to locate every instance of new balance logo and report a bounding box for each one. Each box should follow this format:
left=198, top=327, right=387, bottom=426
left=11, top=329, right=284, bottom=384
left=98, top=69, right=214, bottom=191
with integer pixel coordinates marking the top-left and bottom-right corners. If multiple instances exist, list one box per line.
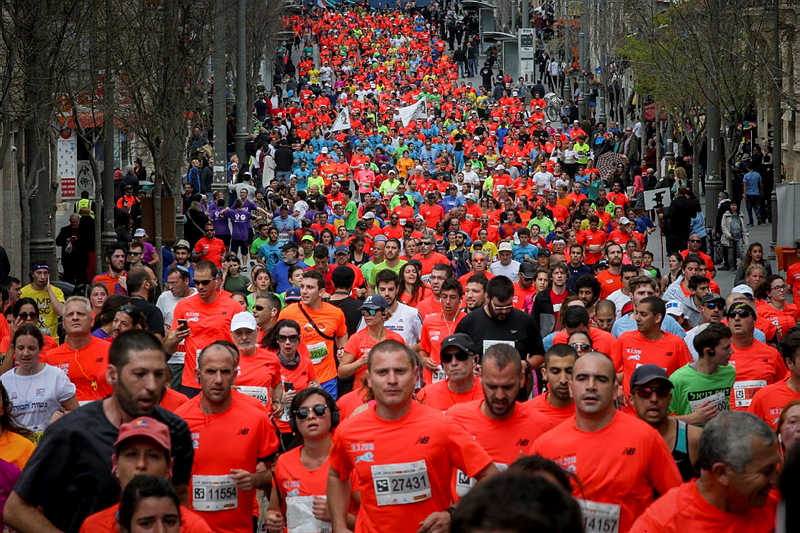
left=238, top=428, right=250, bottom=435
left=622, top=447, right=636, bottom=455
left=516, top=439, right=530, bottom=447
left=416, top=436, right=430, bottom=444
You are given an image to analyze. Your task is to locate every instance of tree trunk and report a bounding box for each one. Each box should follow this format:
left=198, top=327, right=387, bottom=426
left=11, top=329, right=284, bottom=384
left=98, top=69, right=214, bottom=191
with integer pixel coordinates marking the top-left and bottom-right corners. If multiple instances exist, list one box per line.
left=692, top=138, right=701, bottom=199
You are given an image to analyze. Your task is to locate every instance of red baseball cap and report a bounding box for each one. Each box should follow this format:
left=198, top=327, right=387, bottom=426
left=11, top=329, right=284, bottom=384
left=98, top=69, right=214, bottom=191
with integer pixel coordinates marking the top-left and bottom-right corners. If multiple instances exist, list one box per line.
left=114, top=417, right=171, bottom=452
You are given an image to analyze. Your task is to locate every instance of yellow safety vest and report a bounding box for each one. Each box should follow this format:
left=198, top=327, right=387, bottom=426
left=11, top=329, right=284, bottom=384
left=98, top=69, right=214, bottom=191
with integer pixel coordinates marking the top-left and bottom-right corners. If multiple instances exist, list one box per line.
left=76, top=198, right=95, bottom=219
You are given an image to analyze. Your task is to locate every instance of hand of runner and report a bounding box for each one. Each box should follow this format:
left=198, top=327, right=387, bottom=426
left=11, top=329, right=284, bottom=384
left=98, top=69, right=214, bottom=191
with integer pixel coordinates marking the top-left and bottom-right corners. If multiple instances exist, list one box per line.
left=422, top=357, right=440, bottom=372
left=691, top=400, right=719, bottom=425
left=312, top=496, right=331, bottom=522
left=264, top=509, right=284, bottom=532
left=230, top=468, right=255, bottom=491
left=417, top=511, right=450, bottom=533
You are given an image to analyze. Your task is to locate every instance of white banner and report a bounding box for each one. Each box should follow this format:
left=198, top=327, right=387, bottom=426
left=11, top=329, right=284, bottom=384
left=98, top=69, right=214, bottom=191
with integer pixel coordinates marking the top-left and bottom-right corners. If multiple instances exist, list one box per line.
left=398, top=98, right=428, bottom=127
left=643, top=187, right=672, bottom=210
left=330, top=107, right=351, bottom=132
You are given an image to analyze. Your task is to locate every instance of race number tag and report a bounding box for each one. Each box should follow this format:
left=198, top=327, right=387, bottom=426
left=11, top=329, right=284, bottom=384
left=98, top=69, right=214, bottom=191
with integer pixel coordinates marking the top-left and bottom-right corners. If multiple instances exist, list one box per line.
left=421, top=274, right=431, bottom=284
left=733, top=380, right=767, bottom=408
left=233, top=386, right=270, bottom=406
left=689, top=391, right=728, bottom=413
left=432, top=367, right=447, bottom=383
left=192, top=475, right=238, bottom=512
left=308, top=342, right=328, bottom=365
left=286, top=496, right=331, bottom=533
left=399, top=218, right=407, bottom=226
left=371, top=460, right=431, bottom=506
left=578, top=499, right=620, bottom=533
left=482, top=340, right=515, bottom=353
left=456, top=463, right=506, bottom=497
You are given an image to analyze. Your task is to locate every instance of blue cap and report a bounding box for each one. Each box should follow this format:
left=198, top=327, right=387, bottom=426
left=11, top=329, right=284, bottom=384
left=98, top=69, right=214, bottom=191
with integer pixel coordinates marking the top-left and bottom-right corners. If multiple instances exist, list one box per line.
left=360, top=294, right=388, bottom=310
left=285, top=286, right=301, bottom=301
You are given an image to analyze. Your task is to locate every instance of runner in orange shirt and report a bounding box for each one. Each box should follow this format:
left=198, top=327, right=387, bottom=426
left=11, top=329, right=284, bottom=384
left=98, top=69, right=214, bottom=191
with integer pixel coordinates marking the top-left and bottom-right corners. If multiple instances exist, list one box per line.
left=447, top=344, right=551, bottom=499
left=191, top=222, right=227, bottom=270
left=166, top=261, right=243, bottom=395
left=630, top=411, right=780, bottom=533
left=748, top=331, right=800, bottom=429
left=551, top=306, right=616, bottom=356
left=416, top=263, right=451, bottom=321
left=597, top=243, right=624, bottom=298
left=174, top=342, right=280, bottom=533
left=419, top=279, right=467, bottom=385
left=230, top=312, right=283, bottom=411
left=726, top=301, right=786, bottom=411
left=93, top=245, right=128, bottom=295
left=338, top=295, right=404, bottom=387
left=417, top=333, right=483, bottom=413
left=327, top=340, right=498, bottom=533
left=528, top=352, right=682, bottom=533
left=577, top=215, right=606, bottom=265
left=525, top=344, right=576, bottom=428
left=611, top=297, right=693, bottom=412
left=42, top=296, right=112, bottom=403
left=79, top=416, right=212, bottom=533
left=265, top=388, right=357, bottom=533
left=279, top=271, right=348, bottom=399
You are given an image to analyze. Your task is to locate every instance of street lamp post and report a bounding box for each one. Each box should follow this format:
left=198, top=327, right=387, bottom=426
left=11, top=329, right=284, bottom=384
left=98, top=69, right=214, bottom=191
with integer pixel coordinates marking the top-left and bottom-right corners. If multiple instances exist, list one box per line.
left=770, top=0, right=781, bottom=259
left=101, top=0, right=117, bottom=253
left=212, top=17, right=227, bottom=195
left=577, top=0, right=589, bottom=120
left=234, top=0, right=248, bottom=171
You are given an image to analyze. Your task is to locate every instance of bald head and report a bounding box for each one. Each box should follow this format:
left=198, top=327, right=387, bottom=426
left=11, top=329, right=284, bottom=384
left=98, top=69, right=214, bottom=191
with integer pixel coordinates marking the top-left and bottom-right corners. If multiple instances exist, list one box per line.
left=573, top=351, right=617, bottom=382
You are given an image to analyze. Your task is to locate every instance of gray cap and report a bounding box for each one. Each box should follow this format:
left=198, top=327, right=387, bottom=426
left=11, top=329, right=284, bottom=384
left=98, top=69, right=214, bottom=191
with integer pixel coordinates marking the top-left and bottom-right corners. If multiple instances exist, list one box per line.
left=630, top=364, right=674, bottom=389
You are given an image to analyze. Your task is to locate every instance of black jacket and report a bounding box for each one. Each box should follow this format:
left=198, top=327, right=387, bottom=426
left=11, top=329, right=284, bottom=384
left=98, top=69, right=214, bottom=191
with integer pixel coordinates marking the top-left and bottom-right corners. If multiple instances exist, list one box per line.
left=532, top=288, right=574, bottom=338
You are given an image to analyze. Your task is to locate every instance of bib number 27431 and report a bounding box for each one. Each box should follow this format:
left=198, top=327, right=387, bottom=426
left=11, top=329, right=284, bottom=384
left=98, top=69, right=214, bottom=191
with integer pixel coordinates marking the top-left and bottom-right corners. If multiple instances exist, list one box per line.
left=371, top=460, right=431, bottom=506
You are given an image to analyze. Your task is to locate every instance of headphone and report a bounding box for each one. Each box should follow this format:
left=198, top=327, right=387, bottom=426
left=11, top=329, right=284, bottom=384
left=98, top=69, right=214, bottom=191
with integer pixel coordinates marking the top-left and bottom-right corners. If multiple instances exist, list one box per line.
left=288, top=388, right=339, bottom=434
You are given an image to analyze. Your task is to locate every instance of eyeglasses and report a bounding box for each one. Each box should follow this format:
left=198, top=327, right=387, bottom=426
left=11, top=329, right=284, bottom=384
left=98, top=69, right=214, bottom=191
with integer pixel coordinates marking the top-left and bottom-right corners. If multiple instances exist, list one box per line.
left=17, top=312, right=38, bottom=320
left=569, top=342, right=591, bottom=351
left=688, top=239, right=701, bottom=243
left=253, top=305, right=266, bottom=312
left=492, top=302, right=515, bottom=312
left=420, top=241, right=433, bottom=246
left=361, top=308, right=382, bottom=316
left=194, top=278, right=215, bottom=286
left=704, top=302, right=724, bottom=310
left=727, top=310, right=753, bottom=319
left=205, top=228, right=215, bottom=233
left=278, top=334, right=300, bottom=343
left=127, top=252, right=142, bottom=256
left=635, top=386, right=671, bottom=399
left=441, top=351, right=472, bottom=363
left=294, top=404, right=328, bottom=420
left=771, top=284, right=789, bottom=292
left=118, top=304, right=139, bottom=315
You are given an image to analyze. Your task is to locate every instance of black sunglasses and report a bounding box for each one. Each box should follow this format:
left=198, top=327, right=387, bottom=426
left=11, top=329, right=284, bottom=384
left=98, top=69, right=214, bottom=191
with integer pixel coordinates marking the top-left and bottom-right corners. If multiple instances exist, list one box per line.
left=195, top=278, right=215, bottom=286
left=17, top=312, right=39, bottom=320
left=569, top=342, right=591, bottom=351
left=727, top=310, right=753, bottom=319
left=635, top=386, right=671, bottom=399
left=127, top=252, right=142, bottom=256
left=361, top=308, right=382, bottom=316
left=294, top=404, right=328, bottom=420
left=253, top=305, right=266, bottom=312
left=704, top=302, right=724, bottom=310
left=278, top=334, right=300, bottom=343
left=441, top=351, right=472, bottom=363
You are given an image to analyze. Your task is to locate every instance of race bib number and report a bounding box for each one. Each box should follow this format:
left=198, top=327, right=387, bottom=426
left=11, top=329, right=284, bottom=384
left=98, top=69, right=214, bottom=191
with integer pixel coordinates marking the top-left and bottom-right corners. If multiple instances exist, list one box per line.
left=371, top=460, right=431, bottom=506
left=421, top=274, right=431, bottom=284
left=233, top=386, right=270, bottom=406
left=399, top=218, right=407, bottom=226
left=456, top=463, right=506, bottom=498
left=733, top=380, right=767, bottom=408
left=286, top=496, right=331, bottom=533
left=689, top=391, right=728, bottom=413
left=192, top=475, right=238, bottom=512
left=308, top=341, right=328, bottom=364
left=578, top=499, right=620, bottom=533
left=432, top=367, right=446, bottom=383
left=483, top=340, right=515, bottom=353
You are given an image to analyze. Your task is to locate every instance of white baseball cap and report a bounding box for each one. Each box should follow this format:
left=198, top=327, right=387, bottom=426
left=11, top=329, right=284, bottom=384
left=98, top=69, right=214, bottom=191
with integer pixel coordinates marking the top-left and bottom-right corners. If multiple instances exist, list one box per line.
left=230, top=312, right=257, bottom=332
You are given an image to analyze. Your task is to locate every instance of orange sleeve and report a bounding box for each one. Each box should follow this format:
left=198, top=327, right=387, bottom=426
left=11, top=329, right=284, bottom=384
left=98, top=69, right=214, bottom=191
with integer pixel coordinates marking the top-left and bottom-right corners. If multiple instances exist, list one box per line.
left=336, top=310, right=348, bottom=338
left=446, top=418, right=493, bottom=477
left=646, top=429, right=683, bottom=496
left=676, top=342, right=693, bottom=368
left=259, top=412, right=280, bottom=459
left=419, top=323, right=431, bottom=353
left=329, top=431, right=353, bottom=480
left=610, top=338, right=624, bottom=373
left=629, top=510, right=668, bottom=533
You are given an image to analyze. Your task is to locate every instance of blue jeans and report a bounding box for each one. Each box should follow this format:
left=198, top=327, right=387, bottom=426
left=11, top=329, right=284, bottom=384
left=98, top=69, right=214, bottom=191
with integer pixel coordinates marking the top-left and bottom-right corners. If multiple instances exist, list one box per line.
left=320, top=377, right=338, bottom=400
left=745, top=194, right=760, bottom=225
left=276, top=170, right=292, bottom=183
left=454, top=150, right=464, bottom=172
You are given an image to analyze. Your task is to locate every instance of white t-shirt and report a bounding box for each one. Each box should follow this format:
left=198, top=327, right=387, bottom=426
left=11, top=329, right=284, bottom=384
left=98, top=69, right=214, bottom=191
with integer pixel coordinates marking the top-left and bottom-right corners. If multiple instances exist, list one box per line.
left=489, top=260, right=522, bottom=282
left=1, top=365, right=76, bottom=434
left=462, top=170, right=480, bottom=185
left=606, top=289, right=631, bottom=319
left=357, top=302, right=423, bottom=347
left=156, top=289, right=198, bottom=364
left=532, top=171, right=553, bottom=192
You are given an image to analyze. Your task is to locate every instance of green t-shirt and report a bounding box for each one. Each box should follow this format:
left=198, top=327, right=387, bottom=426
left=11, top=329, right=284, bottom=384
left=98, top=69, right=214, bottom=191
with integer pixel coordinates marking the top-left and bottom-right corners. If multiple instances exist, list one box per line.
left=368, top=260, right=407, bottom=288
left=250, top=236, right=269, bottom=256
left=528, top=216, right=555, bottom=235
left=308, top=175, right=325, bottom=193
left=668, top=363, right=736, bottom=422
left=345, top=199, right=359, bottom=230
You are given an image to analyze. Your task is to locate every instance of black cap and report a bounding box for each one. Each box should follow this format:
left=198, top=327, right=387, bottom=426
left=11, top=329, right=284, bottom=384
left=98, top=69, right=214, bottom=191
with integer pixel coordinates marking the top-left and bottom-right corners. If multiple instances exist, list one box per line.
left=519, top=262, right=537, bottom=279
left=727, top=301, right=756, bottom=318
left=538, top=248, right=551, bottom=257
left=331, top=265, right=355, bottom=287
left=441, top=333, right=477, bottom=355
left=356, top=221, right=368, bottom=230
left=630, top=365, right=674, bottom=389
left=701, top=293, right=726, bottom=306
left=281, top=241, right=299, bottom=251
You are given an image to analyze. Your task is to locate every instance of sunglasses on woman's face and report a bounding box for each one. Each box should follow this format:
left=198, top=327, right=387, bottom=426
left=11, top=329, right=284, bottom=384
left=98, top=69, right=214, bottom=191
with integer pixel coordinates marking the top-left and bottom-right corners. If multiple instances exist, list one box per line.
left=569, top=342, right=591, bottom=351
left=294, top=404, right=328, bottom=420
left=361, top=308, right=382, bottom=316
left=278, top=334, right=300, bottom=343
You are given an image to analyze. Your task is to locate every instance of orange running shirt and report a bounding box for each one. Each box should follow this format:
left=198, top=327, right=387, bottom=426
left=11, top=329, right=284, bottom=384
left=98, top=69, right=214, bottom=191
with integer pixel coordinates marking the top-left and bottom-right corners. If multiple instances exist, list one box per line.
left=343, top=328, right=405, bottom=387
left=92, top=272, right=127, bottom=296
left=729, top=339, right=786, bottom=411
left=629, top=480, right=777, bottom=533
left=233, top=348, right=282, bottom=406
left=79, top=503, right=213, bottom=533
left=447, top=400, right=551, bottom=499
left=512, top=283, right=537, bottom=310
left=174, top=392, right=279, bottom=533
left=160, top=387, right=190, bottom=413
left=419, top=311, right=466, bottom=385
left=42, top=337, right=112, bottom=402
left=279, top=303, right=347, bottom=384
left=171, top=293, right=243, bottom=388
left=0, top=431, right=34, bottom=470
left=329, top=402, right=493, bottom=533
left=416, top=295, right=443, bottom=321
left=528, top=411, right=682, bottom=533
left=524, top=392, right=575, bottom=429
left=747, top=378, right=800, bottom=429
left=552, top=327, right=616, bottom=356
left=336, top=388, right=371, bottom=420
left=193, top=237, right=226, bottom=269
left=0, top=334, right=58, bottom=361
left=273, top=354, right=318, bottom=433
left=597, top=270, right=622, bottom=299
left=416, top=378, right=483, bottom=413
left=611, top=331, right=692, bottom=412
left=577, top=229, right=607, bottom=265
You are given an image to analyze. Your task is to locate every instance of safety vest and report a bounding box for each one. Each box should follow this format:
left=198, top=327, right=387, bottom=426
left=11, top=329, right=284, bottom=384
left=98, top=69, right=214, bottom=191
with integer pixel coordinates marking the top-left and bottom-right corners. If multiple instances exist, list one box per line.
left=76, top=198, right=95, bottom=219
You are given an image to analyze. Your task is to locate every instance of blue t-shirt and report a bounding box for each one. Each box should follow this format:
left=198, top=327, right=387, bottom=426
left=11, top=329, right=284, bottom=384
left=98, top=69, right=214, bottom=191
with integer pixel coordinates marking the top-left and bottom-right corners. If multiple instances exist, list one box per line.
left=257, top=242, right=283, bottom=271
left=512, top=244, right=539, bottom=263
left=272, top=216, right=301, bottom=245
left=743, top=171, right=762, bottom=196
left=273, top=260, right=309, bottom=293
